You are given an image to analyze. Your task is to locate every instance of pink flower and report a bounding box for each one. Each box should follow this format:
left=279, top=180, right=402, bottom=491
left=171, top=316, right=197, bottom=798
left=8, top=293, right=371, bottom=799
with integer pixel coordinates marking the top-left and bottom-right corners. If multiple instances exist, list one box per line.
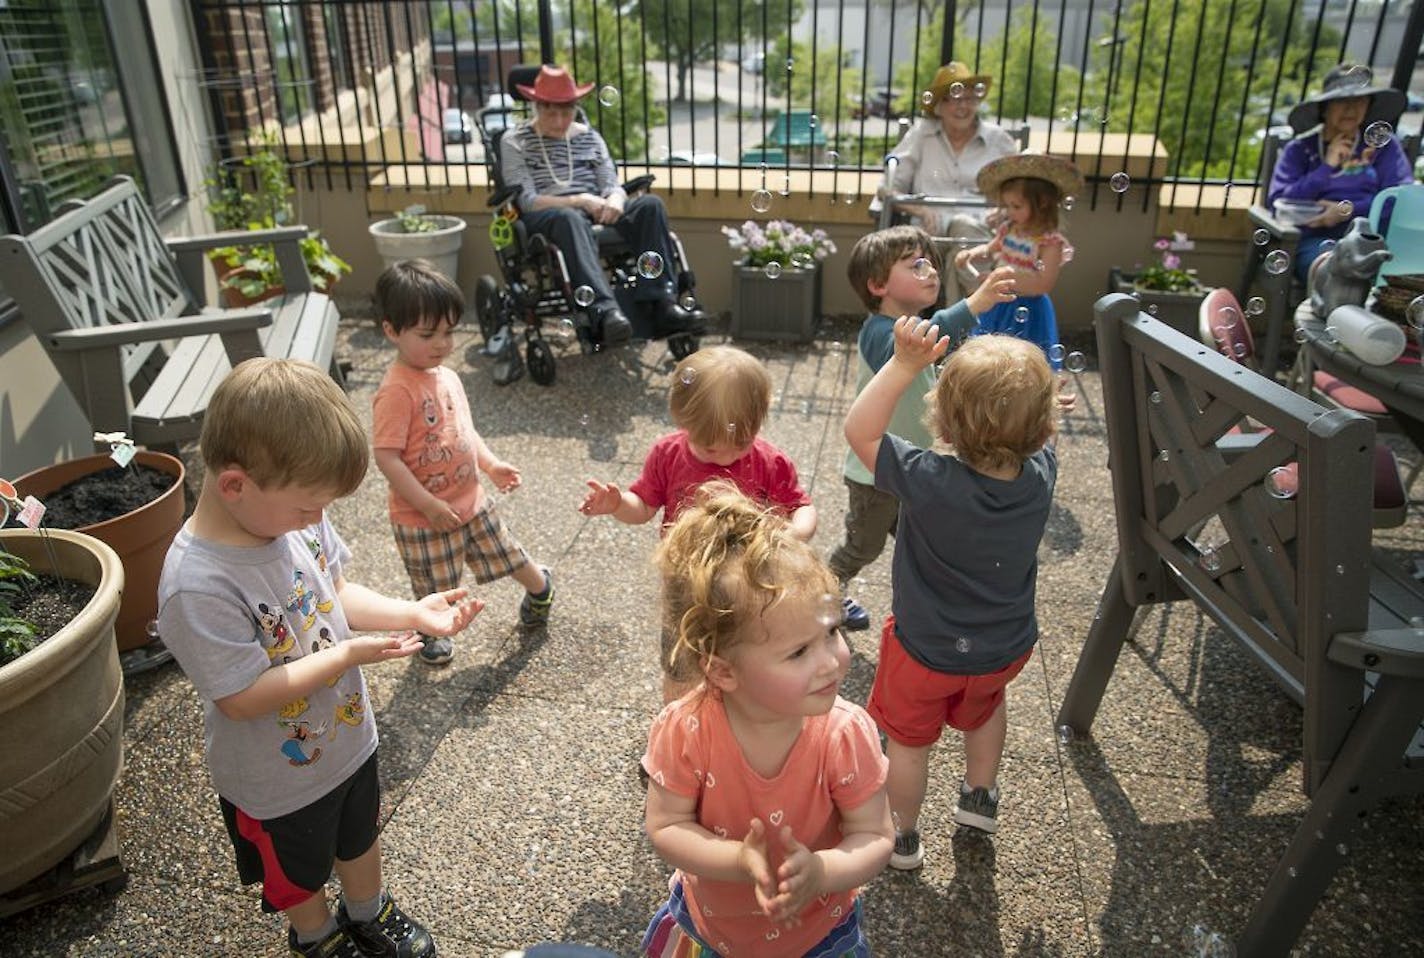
left=1153, top=238, right=1170, bottom=251
left=1163, top=253, right=1181, bottom=270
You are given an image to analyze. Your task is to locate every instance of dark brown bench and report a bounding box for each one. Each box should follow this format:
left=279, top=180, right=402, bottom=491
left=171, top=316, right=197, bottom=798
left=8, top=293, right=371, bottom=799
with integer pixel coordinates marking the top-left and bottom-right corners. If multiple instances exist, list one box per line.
left=0, top=175, right=343, bottom=450
left=1057, top=294, right=1424, bottom=957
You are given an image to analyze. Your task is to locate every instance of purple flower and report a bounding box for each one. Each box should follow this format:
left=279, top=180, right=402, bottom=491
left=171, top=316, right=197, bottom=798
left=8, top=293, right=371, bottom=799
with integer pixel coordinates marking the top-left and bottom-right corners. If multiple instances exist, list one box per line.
left=1153, top=238, right=1170, bottom=251
left=1163, top=253, right=1181, bottom=270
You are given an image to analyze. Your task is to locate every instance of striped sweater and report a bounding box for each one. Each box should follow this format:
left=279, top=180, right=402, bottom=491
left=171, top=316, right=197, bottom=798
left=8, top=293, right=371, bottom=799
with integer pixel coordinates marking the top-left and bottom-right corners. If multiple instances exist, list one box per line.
left=499, top=121, right=622, bottom=210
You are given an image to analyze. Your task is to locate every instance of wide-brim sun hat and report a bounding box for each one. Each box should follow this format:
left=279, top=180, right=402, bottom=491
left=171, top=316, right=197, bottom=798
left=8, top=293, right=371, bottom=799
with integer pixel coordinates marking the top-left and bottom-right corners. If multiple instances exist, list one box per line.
left=923, top=61, right=993, bottom=115
left=515, top=64, right=594, bottom=104
left=1287, top=63, right=1406, bottom=133
left=976, top=152, right=1085, bottom=203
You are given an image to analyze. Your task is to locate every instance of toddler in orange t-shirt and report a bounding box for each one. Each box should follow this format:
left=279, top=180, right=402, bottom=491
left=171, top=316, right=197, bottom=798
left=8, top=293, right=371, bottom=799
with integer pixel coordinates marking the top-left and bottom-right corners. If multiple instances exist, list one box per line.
left=641, top=482, right=892, bottom=958
left=371, top=260, right=552, bottom=666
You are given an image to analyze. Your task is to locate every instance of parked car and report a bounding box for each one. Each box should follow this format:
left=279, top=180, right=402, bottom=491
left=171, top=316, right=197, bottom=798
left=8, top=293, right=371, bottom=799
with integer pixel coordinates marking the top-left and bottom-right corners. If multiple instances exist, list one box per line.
left=443, top=108, right=474, bottom=144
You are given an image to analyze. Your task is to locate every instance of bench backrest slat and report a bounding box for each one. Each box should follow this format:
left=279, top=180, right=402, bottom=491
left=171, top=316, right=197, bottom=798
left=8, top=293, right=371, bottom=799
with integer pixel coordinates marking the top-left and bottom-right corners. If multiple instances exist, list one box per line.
left=1097, top=295, right=1376, bottom=792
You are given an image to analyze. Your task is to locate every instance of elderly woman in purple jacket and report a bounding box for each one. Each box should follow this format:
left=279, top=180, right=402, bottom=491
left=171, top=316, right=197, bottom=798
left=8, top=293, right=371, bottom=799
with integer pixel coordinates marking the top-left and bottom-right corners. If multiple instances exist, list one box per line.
left=1266, top=63, right=1412, bottom=283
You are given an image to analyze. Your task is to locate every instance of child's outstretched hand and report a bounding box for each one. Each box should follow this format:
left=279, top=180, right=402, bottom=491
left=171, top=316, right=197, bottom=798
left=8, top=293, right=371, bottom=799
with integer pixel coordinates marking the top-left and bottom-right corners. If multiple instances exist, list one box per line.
left=345, top=631, right=426, bottom=664
left=739, top=818, right=779, bottom=916
left=1056, top=375, right=1077, bottom=414
left=485, top=460, right=522, bottom=493
left=764, top=825, right=826, bottom=927
left=891, top=315, right=951, bottom=369
left=578, top=479, right=623, bottom=516
left=412, top=588, right=483, bottom=636
left=966, top=265, right=1018, bottom=317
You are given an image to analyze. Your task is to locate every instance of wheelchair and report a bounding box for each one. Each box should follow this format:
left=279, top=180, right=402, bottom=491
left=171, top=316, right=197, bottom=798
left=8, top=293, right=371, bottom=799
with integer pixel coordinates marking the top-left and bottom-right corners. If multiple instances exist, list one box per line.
left=470, top=68, right=703, bottom=387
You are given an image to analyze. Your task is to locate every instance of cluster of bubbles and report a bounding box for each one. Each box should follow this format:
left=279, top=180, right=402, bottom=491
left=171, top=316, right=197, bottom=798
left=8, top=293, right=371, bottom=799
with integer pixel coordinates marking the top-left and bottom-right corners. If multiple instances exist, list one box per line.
left=1045, top=345, right=1090, bottom=374
left=1363, top=120, right=1394, bottom=149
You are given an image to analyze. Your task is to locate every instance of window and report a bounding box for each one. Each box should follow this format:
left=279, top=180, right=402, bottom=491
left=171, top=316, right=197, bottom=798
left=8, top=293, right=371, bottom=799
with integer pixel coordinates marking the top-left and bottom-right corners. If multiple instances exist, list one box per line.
left=267, top=2, right=315, bottom=124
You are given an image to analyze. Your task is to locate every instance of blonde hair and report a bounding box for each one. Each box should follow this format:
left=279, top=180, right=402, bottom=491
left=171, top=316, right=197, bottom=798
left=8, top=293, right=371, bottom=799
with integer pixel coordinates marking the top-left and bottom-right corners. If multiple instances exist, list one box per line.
left=668, top=346, right=772, bottom=450
left=847, top=225, right=937, bottom=312
left=930, top=335, right=1057, bottom=472
left=201, top=358, right=369, bottom=494
left=656, top=481, right=836, bottom=682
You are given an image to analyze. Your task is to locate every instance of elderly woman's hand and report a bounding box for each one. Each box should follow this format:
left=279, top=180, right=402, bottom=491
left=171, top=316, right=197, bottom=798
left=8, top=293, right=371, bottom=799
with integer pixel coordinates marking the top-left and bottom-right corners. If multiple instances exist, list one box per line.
left=1306, top=199, right=1355, bottom=229
left=1324, top=133, right=1355, bottom=169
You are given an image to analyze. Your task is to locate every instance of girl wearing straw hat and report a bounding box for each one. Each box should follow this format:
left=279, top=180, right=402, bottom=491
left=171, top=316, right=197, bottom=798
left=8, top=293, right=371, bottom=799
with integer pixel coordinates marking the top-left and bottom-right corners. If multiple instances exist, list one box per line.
left=954, top=153, right=1084, bottom=369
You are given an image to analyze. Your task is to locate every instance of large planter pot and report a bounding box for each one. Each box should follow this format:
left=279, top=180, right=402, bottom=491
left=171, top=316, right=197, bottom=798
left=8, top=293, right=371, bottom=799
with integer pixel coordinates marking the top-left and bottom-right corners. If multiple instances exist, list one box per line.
left=1108, top=267, right=1207, bottom=339
left=730, top=262, right=822, bottom=343
left=14, top=451, right=185, bottom=653
left=369, top=215, right=467, bottom=282
left=0, top=528, right=124, bottom=895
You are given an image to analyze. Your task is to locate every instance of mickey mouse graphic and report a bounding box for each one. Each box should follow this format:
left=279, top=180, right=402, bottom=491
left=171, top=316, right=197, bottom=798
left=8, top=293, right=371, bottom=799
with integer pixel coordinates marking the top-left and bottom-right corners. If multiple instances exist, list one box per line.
left=257, top=602, right=295, bottom=659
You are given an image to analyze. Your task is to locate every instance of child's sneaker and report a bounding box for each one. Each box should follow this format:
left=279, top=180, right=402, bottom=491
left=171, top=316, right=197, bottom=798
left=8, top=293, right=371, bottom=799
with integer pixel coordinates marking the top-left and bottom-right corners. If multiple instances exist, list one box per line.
left=954, top=781, right=1000, bottom=834
left=889, top=828, right=924, bottom=870
left=841, top=596, right=871, bottom=631
left=519, top=567, right=554, bottom=627
left=417, top=634, right=453, bottom=666
left=337, top=893, right=436, bottom=958
left=288, top=925, right=363, bottom=958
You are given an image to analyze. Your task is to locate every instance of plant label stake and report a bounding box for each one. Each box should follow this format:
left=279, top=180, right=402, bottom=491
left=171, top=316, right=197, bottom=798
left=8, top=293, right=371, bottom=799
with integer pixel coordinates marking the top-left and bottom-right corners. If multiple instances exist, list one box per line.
left=95, top=431, right=136, bottom=468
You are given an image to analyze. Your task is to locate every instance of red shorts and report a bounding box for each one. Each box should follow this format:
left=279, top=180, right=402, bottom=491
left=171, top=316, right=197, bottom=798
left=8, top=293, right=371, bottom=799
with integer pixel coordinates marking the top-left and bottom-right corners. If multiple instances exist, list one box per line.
left=867, top=615, right=1032, bottom=747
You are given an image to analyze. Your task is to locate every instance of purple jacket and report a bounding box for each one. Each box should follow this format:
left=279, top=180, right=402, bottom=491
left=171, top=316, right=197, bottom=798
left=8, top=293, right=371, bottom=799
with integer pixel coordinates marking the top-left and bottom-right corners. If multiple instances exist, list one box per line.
left=1267, top=129, right=1412, bottom=236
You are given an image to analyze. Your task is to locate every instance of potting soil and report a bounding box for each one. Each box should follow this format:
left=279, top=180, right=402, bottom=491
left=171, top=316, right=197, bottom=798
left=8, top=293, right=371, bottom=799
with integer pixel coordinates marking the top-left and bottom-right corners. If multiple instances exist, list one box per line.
left=2, top=574, right=95, bottom=664
left=31, top=463, right=176, bottom=529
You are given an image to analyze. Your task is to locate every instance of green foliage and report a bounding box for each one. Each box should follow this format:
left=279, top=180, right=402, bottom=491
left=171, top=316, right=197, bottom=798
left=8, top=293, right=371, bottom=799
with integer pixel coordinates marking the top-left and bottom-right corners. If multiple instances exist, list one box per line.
left=396, top=205, right=441, bottom=234
left=1133, top=262, right=1202, bottom=293
left=762, top=37, right=861, bottom=112
left=431, top=0, right=539, bottom=44
left=0, top=547, right=39, bottom=667
left=205, top=139, right=351, bottom=296
left=564, top=0, right=665, bottom=161
left=1079, top=0, right=1340, bottom=179
left=639, top=0, right=805, bottom=101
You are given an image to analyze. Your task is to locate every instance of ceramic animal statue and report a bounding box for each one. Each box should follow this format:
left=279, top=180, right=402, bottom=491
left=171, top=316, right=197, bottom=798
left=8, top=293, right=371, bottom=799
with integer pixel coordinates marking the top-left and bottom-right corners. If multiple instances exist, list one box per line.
left=1308, top=217, right=1393, bottom=317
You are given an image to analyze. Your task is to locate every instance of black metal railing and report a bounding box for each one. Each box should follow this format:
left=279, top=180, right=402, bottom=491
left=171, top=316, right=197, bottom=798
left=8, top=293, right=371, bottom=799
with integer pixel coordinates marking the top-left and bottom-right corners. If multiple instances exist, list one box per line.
left=193, top=0, right=1424, bottom=212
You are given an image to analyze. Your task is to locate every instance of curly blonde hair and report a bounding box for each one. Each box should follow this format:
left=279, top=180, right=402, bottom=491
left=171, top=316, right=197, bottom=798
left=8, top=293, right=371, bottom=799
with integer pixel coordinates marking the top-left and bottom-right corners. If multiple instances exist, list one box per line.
left=929, top=335, right=1057, bottom=473
left=668, top=346, right=772, bottom=451
left=655, top=481, right=836, bottom=682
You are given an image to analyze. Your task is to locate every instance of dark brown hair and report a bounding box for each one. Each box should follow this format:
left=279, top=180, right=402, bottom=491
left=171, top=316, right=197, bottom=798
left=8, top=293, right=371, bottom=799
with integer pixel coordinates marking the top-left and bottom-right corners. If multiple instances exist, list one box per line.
left=847, top=225, right=938, bottom=311
left=375, top=259, right=465, bottom=333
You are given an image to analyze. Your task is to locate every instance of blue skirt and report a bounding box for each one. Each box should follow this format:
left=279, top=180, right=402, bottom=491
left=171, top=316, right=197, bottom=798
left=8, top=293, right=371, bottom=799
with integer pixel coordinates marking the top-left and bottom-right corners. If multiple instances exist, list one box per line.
left=971, top=294, right=1061, bottom=370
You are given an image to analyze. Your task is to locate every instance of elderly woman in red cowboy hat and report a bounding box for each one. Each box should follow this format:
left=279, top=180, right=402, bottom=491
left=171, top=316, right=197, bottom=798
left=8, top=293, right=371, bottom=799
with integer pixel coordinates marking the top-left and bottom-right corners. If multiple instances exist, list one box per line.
left=1266, top=63, right=1412, bottom=283
left=873, top=62, right=1023, bottom=298
left=499, top=64, right=704, bottom=346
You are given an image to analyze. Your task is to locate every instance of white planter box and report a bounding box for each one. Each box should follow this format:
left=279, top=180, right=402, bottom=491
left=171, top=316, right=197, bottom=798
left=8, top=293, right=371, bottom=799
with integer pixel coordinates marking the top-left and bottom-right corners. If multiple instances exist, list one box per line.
left=369, top=215, right=467, bottom=282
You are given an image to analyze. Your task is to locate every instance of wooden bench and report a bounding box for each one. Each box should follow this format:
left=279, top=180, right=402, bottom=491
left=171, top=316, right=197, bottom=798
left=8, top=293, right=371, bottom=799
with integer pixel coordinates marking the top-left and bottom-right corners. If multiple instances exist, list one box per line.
left=0, top=176, right=343, bottom=450
left=1057, top=294, right=1424, bottom=957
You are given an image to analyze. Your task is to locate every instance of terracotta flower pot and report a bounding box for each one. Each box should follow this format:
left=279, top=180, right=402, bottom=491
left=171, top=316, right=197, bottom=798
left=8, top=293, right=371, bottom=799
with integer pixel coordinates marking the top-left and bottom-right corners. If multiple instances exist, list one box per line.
left=14, top=451, right=185, bottom=652
left=0, top=528, right=124, bottom=895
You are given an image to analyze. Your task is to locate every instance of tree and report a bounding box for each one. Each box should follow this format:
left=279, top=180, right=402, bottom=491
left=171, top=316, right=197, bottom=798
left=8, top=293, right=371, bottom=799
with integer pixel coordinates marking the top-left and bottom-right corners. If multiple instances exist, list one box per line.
left=638, top=0, right=805, bottom=101
left=1078, top=0, right=1342, bottom=179
left=430, top=0, right=538, bottom=45
left=762, top=37, right=862, bottom=115
left=563, top=0, right=665, bottom=161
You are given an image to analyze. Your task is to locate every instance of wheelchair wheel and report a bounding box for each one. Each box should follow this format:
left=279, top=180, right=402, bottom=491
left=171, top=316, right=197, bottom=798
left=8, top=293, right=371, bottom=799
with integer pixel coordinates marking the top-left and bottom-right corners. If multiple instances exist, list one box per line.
left=474, top=275, right=503, bottom=342
left=669, top=333, right=699, bottom=361
left=526, top=335, right=556, bottom=386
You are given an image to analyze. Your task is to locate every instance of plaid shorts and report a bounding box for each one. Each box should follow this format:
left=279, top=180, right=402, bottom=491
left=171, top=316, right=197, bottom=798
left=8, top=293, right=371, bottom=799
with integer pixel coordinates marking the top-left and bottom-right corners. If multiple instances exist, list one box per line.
left=392, top=503, right=530, bottom=597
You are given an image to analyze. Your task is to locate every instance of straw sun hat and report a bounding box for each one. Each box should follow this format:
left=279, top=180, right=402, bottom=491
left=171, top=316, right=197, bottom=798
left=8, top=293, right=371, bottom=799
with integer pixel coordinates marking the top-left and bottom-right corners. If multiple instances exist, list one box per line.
left=975, top=152, right=1085, bottom=203
left=922, top=62, right=993, bottom=115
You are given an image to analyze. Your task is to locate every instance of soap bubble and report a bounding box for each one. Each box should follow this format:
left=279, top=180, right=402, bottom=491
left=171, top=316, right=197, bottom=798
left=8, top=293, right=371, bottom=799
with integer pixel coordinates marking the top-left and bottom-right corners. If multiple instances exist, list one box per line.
left=1335, top=199, right=1353, bottom=218
left=912, top=257, right=934, bottom=280
left=1199, top=546, right=1222, bottom=573
left=678, top=366, right=697, bottom=386
left=1109, top=172, right=1130, bottom=193
left=1294, top=327, right=1310, bottom=344
left=826, top=149, right=841, bottom=166
left=1364, top=120, right=1393, bottom=148
left=1014, top=305, right=1030, bottom=323
left=651, top=144, right=670, bottom=162
left=843, top=190, right=858, bottom=205
left=597, top=85, right=621, bottom=108
left=764, top=261, right=783, bottom=279
left=573, top=285, right=596, bottom=307
left=897, top=117, right=911, bottom=132
left=948, top=81, right=966, bottom=99
left=973, top=81, right=987, bottom=98
left=1406, top=295, right=1424, bottom=331
left=955, top=636, right=972, bottom=653
left=1056, top=724, right=1075, bottom=745
left=1245, top=296, right=1266, bottom=316
left=1216, top=305, right=1241, bottom=330
left=1048, top=343, right=1066, bottom=363
left=1062, top=195, right=1075, bottom=211
left=1265, top=466, right=1297, bottom=499
left=1147, top=303, right=1159, bottom=315
left=920, top=90, right=935, bottom=107
left=680, top=293, right=698, bottom=311
left=789, top=251, right=812, bottom=269
left=1264, top=249, right=1291, bottom=275
left=816, top=593, right=842, bottom=627
left=1149, top=390, right=1162, bottom=404
left=785, top=57, right=795, bottom=72
left=1233, top=341, right=1249, bottom=359
left=779, top=176, right=791, bottom=197
left=1253, top=228, right=1270, bottom=246
left=1034, top=259, right=1045, bottom=271
left=578, top=413, right=590, bottom=427
left=750, top=189, right=773, bottom=213
left=1065, top=351, right=1088, bottom=373
left=637, top=251, right=665, bottom=279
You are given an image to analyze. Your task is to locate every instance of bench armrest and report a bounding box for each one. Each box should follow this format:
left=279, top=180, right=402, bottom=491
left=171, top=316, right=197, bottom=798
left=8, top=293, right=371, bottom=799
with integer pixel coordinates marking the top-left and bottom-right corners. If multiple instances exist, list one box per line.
left=1328, top=628, right=1424, bottom=678
left=45, top=309, right=273, bottom=350
left=166, top=226, right=311, bottom=253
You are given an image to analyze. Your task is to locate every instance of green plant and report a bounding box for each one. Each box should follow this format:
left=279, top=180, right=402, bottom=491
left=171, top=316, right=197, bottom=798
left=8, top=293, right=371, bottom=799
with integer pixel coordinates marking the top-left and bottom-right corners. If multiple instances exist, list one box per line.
left=395, top=204, right=441, bottom=233
left=0, top=547, right=39, bottom=666
left=205, top=139, right=351, bottom=296
left=1133, top=234, right=1203, bottom=293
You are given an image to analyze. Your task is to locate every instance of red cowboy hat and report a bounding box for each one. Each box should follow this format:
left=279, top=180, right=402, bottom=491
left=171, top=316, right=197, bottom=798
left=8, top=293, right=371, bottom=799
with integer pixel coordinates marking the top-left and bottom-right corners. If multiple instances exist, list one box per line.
left=515, top=65, right=594, bottom=104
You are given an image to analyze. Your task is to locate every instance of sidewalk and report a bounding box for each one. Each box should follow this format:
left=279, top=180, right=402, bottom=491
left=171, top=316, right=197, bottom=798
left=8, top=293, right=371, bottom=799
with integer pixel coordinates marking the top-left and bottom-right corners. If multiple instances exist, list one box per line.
left=8, top=314, right=1422, bottom=957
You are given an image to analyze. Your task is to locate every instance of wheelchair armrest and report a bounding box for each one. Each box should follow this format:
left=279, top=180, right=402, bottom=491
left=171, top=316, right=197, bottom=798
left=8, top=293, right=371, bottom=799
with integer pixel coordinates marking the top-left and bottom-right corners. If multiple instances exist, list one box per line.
left=623, top=174, right=656, bottom=195
left=1247, top=204, right=1300, bottom=241
left=488, top=185, right=521, bottom=209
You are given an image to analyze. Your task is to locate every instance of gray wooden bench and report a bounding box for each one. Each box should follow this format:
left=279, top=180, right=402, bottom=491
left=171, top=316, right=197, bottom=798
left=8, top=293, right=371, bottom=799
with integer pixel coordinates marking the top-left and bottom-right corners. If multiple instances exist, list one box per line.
left=0, top=175, right=343, bottom=450
left=1057, top=294, right=1424, bottom=957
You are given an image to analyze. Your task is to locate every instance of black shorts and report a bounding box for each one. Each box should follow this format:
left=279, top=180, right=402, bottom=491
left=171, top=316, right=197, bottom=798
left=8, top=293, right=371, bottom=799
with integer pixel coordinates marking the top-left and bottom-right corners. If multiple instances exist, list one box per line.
left=219, top=751, right=381, bottom=913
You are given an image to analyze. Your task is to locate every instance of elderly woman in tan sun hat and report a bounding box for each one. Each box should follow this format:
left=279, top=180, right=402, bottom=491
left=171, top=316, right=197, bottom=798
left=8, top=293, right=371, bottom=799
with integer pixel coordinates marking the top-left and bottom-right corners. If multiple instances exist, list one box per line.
left=874, top=62, right=1022, bottom=297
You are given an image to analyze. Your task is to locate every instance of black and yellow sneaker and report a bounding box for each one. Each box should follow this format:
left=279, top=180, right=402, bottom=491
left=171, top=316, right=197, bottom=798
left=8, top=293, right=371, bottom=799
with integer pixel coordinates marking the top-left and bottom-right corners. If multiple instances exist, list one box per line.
left=288, top=925, right=364, bottom=958
left=518, top=567, right=554, bottom=627
left=337, top=893, right=436, bottom=958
